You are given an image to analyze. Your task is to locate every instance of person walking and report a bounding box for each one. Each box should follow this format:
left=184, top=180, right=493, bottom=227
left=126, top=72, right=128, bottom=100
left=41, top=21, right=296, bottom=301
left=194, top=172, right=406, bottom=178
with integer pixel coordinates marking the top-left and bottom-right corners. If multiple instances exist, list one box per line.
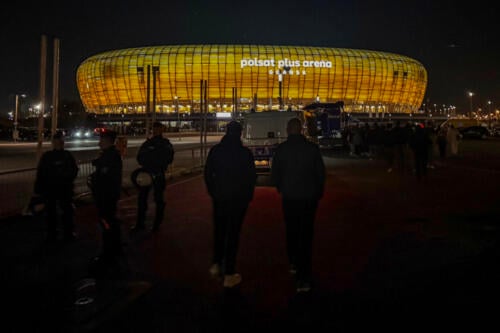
left=34, top=131, right=79, bottom=243
left=204, top=121, right=256, bottom=288
left=88, top=130, right=123, bottom=272
left=437, top=125, right=448, bottom=158
left=409, top=124, right=432, bottom=181
left=271, top=117, right=326, bottom=293
left=447, top=124, right=460, bottom=156
left=425, top=120, right=437, bottom=169
left=132, top=122, right=174, bottom=232
left=383, top=123, right=396, bottom=172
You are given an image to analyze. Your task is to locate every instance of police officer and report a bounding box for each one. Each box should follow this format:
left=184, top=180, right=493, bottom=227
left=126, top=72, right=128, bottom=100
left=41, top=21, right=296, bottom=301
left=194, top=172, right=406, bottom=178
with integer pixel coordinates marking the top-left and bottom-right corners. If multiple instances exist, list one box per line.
left=34, top=131, right=79, bottom=242
left=132, top=121, right=174, bottom=232
left=89, top=130, right=123, bottom=268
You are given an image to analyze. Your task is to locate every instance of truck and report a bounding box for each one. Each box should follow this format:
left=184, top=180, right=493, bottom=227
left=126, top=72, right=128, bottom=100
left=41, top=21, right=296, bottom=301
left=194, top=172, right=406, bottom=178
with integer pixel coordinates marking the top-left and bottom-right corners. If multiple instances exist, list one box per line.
left=302, top=101, right=346, bottom=149
left=241, top=110, right=304, bottom=175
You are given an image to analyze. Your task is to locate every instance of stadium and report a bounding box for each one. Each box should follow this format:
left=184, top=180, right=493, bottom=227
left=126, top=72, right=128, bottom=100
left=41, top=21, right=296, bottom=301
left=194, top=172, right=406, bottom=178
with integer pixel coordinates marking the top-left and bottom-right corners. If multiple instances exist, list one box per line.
left=76, top=44, right=427, bottom=118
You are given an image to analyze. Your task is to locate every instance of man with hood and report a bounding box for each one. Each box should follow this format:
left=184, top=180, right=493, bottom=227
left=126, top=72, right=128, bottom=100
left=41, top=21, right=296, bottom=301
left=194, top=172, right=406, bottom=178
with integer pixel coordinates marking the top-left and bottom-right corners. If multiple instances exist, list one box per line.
left=204, top=120, right=257, bottom=288
left=271, top=117, right=326, bottom=293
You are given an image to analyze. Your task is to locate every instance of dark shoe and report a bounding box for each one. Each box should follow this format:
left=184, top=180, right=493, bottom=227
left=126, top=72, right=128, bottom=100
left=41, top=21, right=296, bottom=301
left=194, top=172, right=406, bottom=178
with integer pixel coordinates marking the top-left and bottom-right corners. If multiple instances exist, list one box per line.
left=46, top=233, right=57, bottom=244
left=151, top=223, right=161, bottom=232
left=289, top=264, right=297, bottom=275
left=64, top=232, right=78, bottom=242
left=130, top=224, right=145, bottom=232
left=89, top=255, right=119, bottom=277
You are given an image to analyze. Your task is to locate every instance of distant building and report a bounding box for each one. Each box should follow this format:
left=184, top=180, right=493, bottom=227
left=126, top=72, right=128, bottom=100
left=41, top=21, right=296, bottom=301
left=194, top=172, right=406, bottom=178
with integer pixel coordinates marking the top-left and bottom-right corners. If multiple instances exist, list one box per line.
left=76, top=44, right=427, bottom=116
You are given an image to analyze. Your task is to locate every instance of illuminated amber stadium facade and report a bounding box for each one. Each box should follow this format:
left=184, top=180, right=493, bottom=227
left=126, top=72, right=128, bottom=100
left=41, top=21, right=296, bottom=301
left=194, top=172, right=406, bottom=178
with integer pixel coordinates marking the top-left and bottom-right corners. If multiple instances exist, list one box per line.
left=76, top=45, right=427, bottom=115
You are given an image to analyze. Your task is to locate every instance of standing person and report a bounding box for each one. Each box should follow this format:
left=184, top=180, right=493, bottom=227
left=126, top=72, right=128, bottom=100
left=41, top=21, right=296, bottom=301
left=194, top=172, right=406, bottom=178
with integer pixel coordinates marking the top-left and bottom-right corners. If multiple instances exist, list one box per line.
left=409, top=124, right=432, bottom=181
left=383, top=123, right=395, bottom=172
left=271, top=117, right=326, bottom=293
left=131, top=122, right=174, bottom=232
left=437, top=125, right=448, bottom=158
left=425, top=120, right=437, bottom=168
left=392, top=121, right=411, bottom=174
left=34, top=131, right=79, bottom=243
left=204, top=121, right=256, bottom=288
left=447, top=124, right=460, bottom=156
left=89, top=130, right=123, bottom=271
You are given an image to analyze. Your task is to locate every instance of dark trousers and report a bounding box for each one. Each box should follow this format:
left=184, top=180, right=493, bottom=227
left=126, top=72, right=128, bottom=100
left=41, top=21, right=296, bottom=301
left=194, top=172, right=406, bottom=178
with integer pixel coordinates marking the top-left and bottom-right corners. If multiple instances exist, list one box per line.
left=394, top=144, right=407, bottom=172
left=438, top=139, right=447, bottom=158
left=96, top=199, right=121, bottom=260
left=212, top=199, right=249, bottom=275
left=413, top=150, right=428, bottom=180
left=137, top=175, right=166, bottom=226
left=282, top=198, right=318, bottom=283
left=45, top=195, right=74, bottom=239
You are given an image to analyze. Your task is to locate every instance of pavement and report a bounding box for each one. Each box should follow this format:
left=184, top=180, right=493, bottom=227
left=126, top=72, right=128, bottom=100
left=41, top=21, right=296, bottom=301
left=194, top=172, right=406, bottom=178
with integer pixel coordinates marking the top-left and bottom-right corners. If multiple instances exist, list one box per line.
left=2, top=140, right=500, bottom=332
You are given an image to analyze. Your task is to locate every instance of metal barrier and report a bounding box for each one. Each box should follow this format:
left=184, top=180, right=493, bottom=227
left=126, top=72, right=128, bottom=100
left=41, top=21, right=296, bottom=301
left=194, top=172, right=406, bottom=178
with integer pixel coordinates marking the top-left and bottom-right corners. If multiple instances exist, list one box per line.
left=0, top=144, right=214, bottom=219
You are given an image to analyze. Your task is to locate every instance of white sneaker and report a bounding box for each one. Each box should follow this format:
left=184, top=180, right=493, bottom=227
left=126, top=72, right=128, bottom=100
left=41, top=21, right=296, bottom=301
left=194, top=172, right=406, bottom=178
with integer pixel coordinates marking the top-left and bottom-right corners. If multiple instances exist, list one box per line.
left=209, top=264, right=221, bottom=277
left=223, top=273, right=242, bottom=288
left=387, top=168, right=393, bottom=173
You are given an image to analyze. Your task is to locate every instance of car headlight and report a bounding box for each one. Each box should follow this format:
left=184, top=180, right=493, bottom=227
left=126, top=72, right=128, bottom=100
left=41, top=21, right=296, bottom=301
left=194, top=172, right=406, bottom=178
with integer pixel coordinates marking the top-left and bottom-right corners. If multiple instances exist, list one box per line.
left=75, top=131, right=82, bottom=137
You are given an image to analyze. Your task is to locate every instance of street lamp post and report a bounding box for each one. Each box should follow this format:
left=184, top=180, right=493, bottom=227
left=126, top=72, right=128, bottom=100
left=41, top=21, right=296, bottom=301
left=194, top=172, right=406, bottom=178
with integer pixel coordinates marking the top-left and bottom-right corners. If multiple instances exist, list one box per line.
left=13, top=94, right=26, bottom=142
left=175, top=96, right=181, bottom=141
left=487, top=100, right=492, bottom=127
left=468, top=92, right=474, bottom=118
left=278, top=70, right=283, bottom=110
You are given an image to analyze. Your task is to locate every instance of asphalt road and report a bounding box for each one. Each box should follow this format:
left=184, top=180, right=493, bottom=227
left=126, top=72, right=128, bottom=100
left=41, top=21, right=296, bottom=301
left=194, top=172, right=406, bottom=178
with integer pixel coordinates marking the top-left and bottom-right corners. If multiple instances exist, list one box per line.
left=2, top=137, right=500, bottom=332
left=0, top=134, right=222, bottom=172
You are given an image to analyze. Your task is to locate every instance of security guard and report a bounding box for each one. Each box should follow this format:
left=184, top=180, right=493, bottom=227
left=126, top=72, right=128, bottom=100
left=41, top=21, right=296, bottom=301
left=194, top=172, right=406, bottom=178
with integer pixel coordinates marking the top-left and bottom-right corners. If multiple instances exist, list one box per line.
left=132, top=121, right=174, bottom=232
left=89, top=130, right=123, bottom=269
left=34, top=131, right=79, bottom=242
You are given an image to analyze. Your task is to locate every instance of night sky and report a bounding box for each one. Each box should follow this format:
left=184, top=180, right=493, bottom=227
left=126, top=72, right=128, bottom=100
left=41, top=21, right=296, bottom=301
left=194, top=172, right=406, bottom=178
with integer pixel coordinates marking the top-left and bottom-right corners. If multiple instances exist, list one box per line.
left=1, top=0, right=498, bottom=115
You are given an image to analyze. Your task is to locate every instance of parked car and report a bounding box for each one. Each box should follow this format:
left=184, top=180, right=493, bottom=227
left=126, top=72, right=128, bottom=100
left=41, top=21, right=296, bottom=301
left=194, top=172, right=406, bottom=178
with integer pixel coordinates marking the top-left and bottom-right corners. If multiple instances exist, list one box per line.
left=490, top=126, right=500, bottom=137
left=458, top=126, right=490, bottom=139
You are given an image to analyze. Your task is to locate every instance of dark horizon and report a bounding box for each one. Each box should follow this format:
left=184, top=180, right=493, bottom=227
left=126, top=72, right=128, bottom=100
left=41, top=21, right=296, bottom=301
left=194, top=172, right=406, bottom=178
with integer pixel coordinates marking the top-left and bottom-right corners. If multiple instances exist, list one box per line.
left=1, top=0, right=498, bottom=115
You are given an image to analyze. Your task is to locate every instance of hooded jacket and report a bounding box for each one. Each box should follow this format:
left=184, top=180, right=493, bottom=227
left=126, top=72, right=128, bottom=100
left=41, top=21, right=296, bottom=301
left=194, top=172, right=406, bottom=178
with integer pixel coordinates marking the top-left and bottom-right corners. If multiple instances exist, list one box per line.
left=204, top=134, right=257, bottom=202
left=271, top=134, right=326, bottom=200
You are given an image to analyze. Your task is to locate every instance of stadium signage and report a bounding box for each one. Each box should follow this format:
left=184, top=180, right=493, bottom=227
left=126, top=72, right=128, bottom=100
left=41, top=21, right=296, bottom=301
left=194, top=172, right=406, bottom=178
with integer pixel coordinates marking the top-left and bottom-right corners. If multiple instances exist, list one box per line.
left=240, top=58, right=332, bottom=69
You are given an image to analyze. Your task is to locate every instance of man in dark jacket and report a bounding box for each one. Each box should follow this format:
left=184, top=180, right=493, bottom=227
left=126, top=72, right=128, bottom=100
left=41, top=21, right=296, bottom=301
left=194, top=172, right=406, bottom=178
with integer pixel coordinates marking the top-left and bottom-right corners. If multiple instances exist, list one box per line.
left=89, top=130, right=123, bottom=269
left=410, top=124, right=432, bottom=181
left=204, top=121, right=256, bottom=288
left=34, top=131, right=78, bottom=242
left=132, top=122, right=174, bottom=232
left=271, top=117, right=326, bottom=293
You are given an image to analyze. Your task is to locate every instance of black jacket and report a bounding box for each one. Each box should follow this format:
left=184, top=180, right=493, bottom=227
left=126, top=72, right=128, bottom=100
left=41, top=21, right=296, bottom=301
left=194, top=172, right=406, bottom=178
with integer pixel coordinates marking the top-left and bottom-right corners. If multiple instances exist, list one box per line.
left=91, top=146, right=122, bottom=202
left=409, top=127, right=432, bottom=154
left=34, top=149, right=78, bottom=197
left=271, top=134, right=326, bottom=200
left=204, top=135, right=257, bottom=202
left=137, top=135, right=174, bottom=174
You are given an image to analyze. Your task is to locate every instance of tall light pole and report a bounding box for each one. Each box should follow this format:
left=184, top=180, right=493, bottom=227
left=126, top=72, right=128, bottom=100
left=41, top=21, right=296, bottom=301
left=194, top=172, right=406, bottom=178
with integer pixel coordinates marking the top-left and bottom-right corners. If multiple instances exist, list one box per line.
left=487, top=100, right=492, bottom=127
left=174, top=96, right=181, bottom=141
left=278, top=69, right=283, bottom=110
left=277, top=66, right=291, bottom=110
left=14, top=94, right=26, bottom=142
left=468, top=91, right=474, bottom=118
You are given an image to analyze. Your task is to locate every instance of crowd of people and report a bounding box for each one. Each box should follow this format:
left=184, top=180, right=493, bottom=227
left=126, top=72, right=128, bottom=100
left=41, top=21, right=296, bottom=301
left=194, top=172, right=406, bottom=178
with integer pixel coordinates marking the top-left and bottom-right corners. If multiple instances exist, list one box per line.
left=343, top=120, right=462, bottom=180
left=32, top=118, right=325, bottom=294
